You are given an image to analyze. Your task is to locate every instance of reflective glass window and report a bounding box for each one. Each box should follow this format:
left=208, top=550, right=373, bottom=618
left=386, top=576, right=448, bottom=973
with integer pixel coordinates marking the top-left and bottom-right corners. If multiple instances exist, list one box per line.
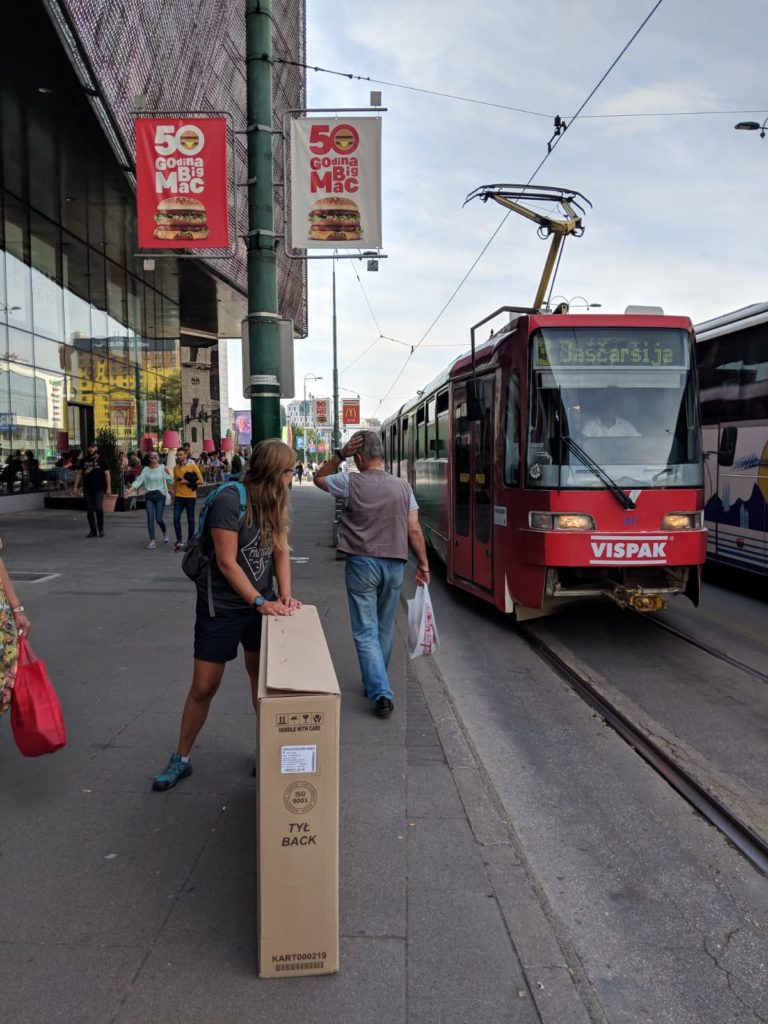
left=2, top=91, right=27, bottom=200
left=89, top=250, right=107, bottom=314
left=62, top=233, right=90, bottom=345
left=4, top=196, right=32, bottom=331
left=31, top=212, right=63, bottom=341
left=28, top=104, right=60, bottom=222
left=34, top=335, right=66, bottom=374
left=8, top=327, right=33, bottom=367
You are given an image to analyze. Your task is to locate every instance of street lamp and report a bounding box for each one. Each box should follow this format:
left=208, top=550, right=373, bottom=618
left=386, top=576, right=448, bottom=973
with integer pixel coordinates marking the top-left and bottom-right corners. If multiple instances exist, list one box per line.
left=303, top=373, right=323, bottom=463
left=734, top=118, right=768, bottom=138
left=548, top=295, right=602, bottom=312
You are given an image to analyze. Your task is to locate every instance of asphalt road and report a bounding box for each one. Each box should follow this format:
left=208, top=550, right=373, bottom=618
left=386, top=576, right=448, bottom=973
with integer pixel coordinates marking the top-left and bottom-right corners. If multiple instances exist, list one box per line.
left=418, top=561, right=768, bottom=1024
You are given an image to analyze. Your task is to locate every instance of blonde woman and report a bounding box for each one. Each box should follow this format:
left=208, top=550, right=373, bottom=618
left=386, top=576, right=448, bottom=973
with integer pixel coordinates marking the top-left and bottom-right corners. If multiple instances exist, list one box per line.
left=153, top=439, right=301, bottom=790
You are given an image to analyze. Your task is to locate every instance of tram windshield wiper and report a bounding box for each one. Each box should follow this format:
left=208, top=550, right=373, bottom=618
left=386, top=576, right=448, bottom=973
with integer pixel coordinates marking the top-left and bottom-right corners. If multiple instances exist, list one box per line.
left=563, top=436, right=636, bottom=510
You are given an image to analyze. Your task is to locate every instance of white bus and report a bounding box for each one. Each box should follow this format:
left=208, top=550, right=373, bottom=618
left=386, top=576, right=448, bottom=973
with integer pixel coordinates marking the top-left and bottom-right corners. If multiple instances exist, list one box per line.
left=695, top=303, right=768, bottom=575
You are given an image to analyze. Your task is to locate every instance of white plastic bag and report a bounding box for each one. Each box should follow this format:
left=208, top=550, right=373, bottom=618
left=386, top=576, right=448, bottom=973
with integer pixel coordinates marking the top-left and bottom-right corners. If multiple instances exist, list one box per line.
left=406, top=584, right=439, bottom=659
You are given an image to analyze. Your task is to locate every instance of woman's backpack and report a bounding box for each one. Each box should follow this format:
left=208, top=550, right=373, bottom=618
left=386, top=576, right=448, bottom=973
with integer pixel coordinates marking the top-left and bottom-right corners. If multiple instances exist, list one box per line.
left=181, top=481, right=247, bottom=616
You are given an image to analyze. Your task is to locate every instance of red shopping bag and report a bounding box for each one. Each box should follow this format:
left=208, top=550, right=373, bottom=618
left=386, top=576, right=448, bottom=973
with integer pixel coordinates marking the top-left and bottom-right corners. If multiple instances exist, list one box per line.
left=10, top=637, right=67, bottom=756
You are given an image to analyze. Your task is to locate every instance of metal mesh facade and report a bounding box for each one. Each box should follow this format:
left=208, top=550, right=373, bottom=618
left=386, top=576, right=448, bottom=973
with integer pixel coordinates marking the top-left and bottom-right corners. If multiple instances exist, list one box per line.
left=44, top=0, right=308, bottom=336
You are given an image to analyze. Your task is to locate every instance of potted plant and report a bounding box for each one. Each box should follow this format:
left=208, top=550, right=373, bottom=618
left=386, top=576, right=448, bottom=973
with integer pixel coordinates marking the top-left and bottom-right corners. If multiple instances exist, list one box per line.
left=95, top=427, right=123, bottom=512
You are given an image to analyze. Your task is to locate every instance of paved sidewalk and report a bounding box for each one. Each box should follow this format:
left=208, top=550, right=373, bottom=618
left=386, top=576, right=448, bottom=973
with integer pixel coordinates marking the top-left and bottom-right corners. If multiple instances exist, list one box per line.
left=0, top=486, right=588, bottom=1024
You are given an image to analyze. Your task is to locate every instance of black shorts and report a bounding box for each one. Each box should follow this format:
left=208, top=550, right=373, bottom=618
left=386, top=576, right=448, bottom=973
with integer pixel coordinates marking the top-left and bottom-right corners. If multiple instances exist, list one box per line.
left=194, top=601, right=265, bottom=663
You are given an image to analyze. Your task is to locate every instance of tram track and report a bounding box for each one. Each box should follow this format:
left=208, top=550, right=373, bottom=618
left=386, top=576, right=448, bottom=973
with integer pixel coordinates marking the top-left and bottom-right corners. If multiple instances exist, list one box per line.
left=516, top=623, right=768, bottom=875
left=642, top=614, right=768, bottom=686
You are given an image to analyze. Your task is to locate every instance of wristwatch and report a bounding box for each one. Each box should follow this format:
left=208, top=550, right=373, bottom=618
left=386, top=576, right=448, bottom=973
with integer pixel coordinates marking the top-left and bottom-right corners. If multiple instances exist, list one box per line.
left=253, top=594, right=266, bottom=607
left=334, top=448, right=345, bottom=460
left=11, top=605, right=24, bottom=613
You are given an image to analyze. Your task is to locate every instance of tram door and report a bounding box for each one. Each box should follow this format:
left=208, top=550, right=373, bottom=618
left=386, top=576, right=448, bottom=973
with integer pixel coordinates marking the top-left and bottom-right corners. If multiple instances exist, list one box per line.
left=452, top=379, right=494, bottom=591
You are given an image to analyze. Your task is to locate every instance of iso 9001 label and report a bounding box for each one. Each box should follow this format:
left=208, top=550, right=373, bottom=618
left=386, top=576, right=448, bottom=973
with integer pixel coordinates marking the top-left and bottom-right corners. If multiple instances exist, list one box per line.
left=283, top=781, right=318, bottom=815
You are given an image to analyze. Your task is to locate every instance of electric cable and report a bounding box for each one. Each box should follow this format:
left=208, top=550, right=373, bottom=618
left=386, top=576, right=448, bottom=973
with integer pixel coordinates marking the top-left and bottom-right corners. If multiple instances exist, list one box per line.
left=273, top=57, right=765, bottom=123
left=372, top=0, right=665, bottom=411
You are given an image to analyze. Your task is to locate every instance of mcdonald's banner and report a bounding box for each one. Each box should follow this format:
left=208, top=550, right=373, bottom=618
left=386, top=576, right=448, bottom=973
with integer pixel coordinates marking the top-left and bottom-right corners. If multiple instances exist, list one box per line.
left=136, top=117, right=229, bottom=249
left=314, top=399, right=329, bottom=425
left=290, top=117, right=382, bottom=250
left=342, top=398, right=360, bottom=425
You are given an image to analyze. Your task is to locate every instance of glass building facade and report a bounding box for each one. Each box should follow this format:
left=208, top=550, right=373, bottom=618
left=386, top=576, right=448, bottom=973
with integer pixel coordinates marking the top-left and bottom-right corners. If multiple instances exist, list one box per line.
left=0, top=1, right=306, bottom=496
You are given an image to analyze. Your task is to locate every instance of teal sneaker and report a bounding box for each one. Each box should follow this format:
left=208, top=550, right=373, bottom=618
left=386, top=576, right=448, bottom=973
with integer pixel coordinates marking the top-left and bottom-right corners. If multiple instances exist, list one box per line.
left=153, top=753, right=192, bottom=791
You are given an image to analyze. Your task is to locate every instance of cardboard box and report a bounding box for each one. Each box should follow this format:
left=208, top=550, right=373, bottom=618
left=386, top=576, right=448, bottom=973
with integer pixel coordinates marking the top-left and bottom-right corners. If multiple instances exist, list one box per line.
left=257, top=605, right=341, bottom=978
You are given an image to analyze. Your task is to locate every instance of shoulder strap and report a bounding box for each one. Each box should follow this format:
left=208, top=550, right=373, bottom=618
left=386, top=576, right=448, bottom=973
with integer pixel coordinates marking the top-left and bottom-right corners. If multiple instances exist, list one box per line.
left=202, top=481, right=249, bottom=618
left=233, top=481, right=247, bottom=524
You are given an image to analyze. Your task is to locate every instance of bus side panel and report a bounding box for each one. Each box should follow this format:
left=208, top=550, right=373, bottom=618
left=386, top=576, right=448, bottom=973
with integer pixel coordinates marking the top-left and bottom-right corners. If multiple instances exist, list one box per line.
left=704, top=422, right=767, bottom=573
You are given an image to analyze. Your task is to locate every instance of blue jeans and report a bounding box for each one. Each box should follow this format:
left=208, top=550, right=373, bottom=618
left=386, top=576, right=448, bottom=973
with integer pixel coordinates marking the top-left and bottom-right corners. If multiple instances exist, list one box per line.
left=345, top=556, right=404, bottom=702
left=145, top=491, right=167, bottom=540
left=173, top=496, right=196, bottom=543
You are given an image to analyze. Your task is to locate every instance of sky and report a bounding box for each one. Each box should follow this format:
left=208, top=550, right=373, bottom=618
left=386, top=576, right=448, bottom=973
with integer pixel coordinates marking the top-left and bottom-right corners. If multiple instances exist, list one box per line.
left=228, top=0, right=768, bottom=426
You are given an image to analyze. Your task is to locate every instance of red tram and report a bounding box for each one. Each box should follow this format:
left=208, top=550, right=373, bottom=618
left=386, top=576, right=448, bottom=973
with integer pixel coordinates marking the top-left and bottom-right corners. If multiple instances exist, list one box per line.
left=382, top=305, right=707, bottom=618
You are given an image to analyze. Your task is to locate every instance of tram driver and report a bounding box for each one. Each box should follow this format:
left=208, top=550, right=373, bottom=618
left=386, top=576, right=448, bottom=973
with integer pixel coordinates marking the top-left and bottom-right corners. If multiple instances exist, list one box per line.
left=581, top=390, right=640, bottom=438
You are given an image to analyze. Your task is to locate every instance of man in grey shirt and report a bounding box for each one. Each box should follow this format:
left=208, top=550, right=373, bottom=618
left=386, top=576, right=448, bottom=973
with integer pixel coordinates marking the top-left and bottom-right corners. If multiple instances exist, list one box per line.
left=314, top=430, right=430, bottom=718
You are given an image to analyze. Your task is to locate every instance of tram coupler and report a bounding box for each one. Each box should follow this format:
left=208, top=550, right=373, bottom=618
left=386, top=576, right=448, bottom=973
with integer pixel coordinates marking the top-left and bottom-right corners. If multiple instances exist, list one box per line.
left=609, top=587, right=667, bottom=613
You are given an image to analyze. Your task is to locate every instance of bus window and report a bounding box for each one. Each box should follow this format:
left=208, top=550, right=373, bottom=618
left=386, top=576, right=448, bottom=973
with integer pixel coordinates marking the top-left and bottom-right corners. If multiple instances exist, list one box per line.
left=504, top=370, right=520, bottom=486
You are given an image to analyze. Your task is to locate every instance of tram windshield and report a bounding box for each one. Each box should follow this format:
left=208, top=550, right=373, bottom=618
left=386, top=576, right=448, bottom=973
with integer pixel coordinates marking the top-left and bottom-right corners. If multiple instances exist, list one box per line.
left=526, top=327, right=702, bottom=489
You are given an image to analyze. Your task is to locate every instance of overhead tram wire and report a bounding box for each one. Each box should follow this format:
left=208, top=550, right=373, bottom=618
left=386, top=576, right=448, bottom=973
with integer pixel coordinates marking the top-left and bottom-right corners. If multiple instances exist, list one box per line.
left=272, top=57, right=764, bottom=124
left=372, top=0, right=665, bottom=413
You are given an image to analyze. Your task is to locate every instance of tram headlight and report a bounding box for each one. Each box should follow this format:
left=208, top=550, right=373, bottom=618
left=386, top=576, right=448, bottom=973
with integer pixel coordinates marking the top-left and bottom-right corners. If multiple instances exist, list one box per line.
left=661, top=512, right=702, bottom=530
left=529, top=512, right=595, bottom=531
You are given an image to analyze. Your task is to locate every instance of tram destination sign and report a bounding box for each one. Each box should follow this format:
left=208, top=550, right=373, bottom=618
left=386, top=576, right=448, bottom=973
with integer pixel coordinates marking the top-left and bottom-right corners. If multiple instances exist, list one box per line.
left=535, top=329, right=687, bottom=369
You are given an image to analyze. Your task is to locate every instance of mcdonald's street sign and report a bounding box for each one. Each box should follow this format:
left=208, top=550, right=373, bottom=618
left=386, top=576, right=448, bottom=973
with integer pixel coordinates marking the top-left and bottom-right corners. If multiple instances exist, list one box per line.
left=342, top=398, right=360, bottom=425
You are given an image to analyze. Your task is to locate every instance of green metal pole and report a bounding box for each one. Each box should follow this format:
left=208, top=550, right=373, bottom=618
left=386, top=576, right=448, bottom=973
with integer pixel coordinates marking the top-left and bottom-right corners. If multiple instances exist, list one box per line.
left=332, top=255, right=339, bottom=451
left=246, top=0, right=281, bottom=444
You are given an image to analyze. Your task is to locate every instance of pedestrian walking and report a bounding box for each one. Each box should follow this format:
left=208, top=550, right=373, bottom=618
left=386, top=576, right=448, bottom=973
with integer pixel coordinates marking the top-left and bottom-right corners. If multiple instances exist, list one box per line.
left=314, top=430, right=430, bottom=718
left=172, top=448, right=203, bottom=551
left=152, top=438, right=300, bottom=791
left=295, top=461, right=304, bottom=485
left=0, top=539, right=31, bottom=718
left=73, top=440, right=111, bottom=538
left=128, top=452, right=173, bottom=549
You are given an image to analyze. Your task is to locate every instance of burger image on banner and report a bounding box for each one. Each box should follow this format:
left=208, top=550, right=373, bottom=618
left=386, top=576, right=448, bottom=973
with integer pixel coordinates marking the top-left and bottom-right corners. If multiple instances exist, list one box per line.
left=307, top=196, right=362, bottom=242
left=179, top=128, right=201, bottom=151
left=153, top=196, right=209, bottom=241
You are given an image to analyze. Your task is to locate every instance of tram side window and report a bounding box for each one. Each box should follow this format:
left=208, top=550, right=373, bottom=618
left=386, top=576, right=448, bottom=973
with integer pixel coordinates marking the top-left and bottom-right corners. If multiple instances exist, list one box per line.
left=382, top=430, right=389, bottom=468
left=416, top=406, right=425, bottom=459
left=390, top=423, right=398, bottom=472
left=427, top=399, right=436, bottom=454
left=435, top=391, right=449, bottom=457
left=504, top=370, right=520, bottom=485
left=454, top=397, right=470, bottom=537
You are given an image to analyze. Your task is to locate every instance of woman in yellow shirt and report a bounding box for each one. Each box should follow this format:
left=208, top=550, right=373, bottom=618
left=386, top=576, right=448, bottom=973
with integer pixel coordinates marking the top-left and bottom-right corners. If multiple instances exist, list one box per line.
left=172, top=449, right=204, bottom=551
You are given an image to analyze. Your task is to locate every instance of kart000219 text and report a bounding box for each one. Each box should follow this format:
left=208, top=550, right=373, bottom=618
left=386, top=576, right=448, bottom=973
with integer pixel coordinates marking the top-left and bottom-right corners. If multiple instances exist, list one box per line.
left=382, top=307, right=707, bottom=619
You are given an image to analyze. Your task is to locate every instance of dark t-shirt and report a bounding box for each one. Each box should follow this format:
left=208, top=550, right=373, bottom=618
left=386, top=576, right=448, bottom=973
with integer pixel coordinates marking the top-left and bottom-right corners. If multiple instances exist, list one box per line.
left=78, top=454, right=108, bottom=493
left=201, top=485, right=274, bottom=611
